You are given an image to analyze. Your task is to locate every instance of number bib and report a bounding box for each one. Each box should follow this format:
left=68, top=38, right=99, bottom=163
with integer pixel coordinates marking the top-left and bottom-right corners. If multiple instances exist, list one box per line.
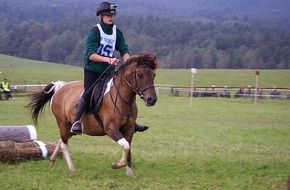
left=96, top=24, right=116, bottom=58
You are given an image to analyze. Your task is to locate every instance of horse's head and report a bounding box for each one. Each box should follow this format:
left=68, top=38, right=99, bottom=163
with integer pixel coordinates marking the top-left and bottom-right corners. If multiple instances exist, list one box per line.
left=120, top=53, right=158, bottom=106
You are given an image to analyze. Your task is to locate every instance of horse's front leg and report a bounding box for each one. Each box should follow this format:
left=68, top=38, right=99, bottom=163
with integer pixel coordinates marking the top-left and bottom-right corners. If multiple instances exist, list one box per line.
left=106, top=125, right=133, bottom=176
left=126, top=149, right=133, bottom=176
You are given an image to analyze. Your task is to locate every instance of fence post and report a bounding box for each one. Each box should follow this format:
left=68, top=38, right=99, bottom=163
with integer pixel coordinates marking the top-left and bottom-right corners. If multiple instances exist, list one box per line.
left=255, top=70, right=260, bottom=104
left=190, top=68, right=197, bottom=107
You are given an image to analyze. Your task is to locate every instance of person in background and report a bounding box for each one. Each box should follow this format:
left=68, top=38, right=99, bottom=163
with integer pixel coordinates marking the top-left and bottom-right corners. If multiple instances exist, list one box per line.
left=70, top=1, right=149, bottom=135
left=0, top=78, right=13, bottom=100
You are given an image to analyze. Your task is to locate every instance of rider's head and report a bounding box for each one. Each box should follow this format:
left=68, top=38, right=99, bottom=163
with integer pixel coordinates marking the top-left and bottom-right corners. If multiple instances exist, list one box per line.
left=96, top=2, right=117, bottom=25
left=96, top=2, right=117, bottom=17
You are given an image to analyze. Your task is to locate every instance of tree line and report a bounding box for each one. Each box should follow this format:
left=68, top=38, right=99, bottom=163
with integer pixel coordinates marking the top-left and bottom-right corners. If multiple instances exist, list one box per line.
left=0, top=4, right=289, bottom=69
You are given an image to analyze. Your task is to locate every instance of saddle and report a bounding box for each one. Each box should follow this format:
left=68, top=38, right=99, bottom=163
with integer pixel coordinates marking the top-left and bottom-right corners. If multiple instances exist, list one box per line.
left=88, top=73, right=113, bottom=127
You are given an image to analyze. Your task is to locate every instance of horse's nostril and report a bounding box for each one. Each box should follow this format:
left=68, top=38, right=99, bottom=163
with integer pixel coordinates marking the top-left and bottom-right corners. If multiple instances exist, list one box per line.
left=148, top=97, right=152, bottom=103
left=147, top=97, right=157, bottom=106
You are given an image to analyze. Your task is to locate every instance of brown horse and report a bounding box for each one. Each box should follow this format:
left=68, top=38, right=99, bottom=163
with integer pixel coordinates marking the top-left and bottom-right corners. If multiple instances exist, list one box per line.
left=26, top=53, right=158, bottom=176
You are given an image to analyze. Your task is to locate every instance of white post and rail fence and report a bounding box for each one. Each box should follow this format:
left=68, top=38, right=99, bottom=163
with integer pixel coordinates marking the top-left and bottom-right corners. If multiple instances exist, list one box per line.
left=9, top=71, right=290, bottom=101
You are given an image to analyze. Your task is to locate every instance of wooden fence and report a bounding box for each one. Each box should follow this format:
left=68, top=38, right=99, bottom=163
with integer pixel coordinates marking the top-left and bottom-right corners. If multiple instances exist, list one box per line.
left=155, top=84, right=290, bottom=99
left=10, top=84, right=290, bottom=100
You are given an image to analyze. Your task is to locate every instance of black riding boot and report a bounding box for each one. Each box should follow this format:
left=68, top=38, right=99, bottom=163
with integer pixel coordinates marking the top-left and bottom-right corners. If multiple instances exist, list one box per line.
left=135, top=123, right=149, bottom=132
left=70, top=98, right=87, bottom=135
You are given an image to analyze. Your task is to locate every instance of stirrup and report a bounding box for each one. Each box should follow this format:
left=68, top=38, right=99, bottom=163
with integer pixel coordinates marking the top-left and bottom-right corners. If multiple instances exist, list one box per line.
left=70, top=121, right=83, bottom=135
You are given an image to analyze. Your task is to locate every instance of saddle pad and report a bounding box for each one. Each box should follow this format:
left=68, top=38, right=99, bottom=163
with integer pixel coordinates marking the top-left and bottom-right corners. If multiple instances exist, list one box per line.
left=104, top=78, right=113, bottom=95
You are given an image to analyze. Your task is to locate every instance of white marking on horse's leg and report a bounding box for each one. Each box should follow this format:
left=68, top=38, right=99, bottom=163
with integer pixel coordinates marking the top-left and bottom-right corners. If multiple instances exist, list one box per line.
left=117, top=138, right=130, bottom=162
left=60, top=141, right=76, bottom=172
left=117, top=138, right=130, bottom=165
left=49, top=139, right=61, bottom=167
left=117, top=138, right=130, bottom=150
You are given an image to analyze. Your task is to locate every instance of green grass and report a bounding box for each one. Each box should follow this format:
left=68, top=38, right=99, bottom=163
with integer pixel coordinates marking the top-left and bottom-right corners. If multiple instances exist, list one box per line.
left=1, top=54, right=289, bottom=88
left=0, top=96, right=290, bottom=189
left=0, top=54, right=290, bottom=189
left=156, top=69, right=290, bottom=88
left=0, top=54, right=83, bottom=84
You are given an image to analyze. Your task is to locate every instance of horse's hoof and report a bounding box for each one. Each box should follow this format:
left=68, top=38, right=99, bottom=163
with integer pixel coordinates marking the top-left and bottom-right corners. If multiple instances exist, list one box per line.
left=69, top=167, right=76, bottom=172
left=126, top=166, right=133, bottom=176
left=112, top=161, right=125, bottom=169
left=49, top=160, right=55, bottom=168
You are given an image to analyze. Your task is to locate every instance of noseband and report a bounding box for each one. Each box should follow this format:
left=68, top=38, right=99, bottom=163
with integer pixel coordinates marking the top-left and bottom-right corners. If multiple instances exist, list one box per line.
left=121, top=65, right=155, bottom=99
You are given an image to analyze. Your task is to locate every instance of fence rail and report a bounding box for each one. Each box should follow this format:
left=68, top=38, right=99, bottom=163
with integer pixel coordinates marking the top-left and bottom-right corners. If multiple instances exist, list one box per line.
left=11, top=84, right=47, bottom=93
left=10, top=84, right=290, bottom=100
left=155, top=84, right=290, bottom=100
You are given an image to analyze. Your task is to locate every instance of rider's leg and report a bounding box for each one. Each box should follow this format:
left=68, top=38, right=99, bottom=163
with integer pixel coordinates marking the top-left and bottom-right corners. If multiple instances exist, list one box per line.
left=70, top=70, right=101, bottom=135
left=70, top=97, right=87, bottom=135
left=134, top=123, right=149, bottom=132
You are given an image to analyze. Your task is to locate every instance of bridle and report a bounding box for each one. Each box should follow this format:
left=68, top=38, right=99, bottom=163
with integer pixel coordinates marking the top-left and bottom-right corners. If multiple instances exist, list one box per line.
left=121, top=64, right=155, bottom=99
left=109, top=64, right=155, bottom=118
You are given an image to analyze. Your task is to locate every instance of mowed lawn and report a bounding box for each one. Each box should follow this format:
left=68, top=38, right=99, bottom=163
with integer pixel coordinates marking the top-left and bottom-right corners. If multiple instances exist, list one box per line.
left=0, top=95, right=289, bottom=189
left=1, top=54, right=290, bottom=88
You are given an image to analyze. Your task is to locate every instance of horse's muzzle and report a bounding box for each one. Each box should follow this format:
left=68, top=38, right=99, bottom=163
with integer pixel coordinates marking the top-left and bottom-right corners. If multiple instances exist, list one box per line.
left=145, top=96, right=157, bottom=106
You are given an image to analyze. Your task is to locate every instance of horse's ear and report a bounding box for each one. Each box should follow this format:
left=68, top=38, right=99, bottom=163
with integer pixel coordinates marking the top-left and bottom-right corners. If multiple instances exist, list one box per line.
left=138, top=53, right=152, bottom=64
left=138, top=56, right=144, bottom=65
left=141, top=53, right=157, bottom=70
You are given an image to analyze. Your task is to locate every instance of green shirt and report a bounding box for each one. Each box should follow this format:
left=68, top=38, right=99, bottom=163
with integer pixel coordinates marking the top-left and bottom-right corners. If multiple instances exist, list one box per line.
left=83, top=21, right=129, bottom=75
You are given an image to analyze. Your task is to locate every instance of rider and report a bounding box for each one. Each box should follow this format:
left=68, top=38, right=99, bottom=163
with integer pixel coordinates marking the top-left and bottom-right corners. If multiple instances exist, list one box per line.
left=70, top=1, right=149, bottom=135
left=0, top=78, right=13, bottom=100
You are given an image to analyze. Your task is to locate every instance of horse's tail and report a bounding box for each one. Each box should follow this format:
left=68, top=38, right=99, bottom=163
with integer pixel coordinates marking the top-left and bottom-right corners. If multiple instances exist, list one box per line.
left=26, top=81, right=65, bottom=125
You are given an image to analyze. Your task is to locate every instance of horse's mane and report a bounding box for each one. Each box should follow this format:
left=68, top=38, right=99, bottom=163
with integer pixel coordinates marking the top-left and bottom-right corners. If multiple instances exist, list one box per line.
left=119, top=53, right=158, bottom=71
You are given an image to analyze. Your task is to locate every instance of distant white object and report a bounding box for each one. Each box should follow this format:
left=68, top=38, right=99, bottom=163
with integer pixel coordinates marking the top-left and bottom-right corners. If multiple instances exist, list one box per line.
left=191, top=68, right=197, bottom=73
left=190, top=68, right=197, bottom=107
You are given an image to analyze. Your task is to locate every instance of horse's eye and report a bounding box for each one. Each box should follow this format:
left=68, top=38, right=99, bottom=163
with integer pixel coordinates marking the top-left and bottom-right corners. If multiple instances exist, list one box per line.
left=137, top=73, right=143, bottom=78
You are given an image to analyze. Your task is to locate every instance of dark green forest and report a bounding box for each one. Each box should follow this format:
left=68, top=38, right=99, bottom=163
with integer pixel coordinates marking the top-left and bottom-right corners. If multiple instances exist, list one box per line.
left=0, top=0, right=290, bottom=69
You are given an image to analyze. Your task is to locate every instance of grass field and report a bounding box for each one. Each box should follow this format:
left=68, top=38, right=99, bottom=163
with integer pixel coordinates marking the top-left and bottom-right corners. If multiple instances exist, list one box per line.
left=0, top=54, right=289, bottom=88
left=0, top=95, right=290, bottom=189
left=0, top=54, right=290, bottom=189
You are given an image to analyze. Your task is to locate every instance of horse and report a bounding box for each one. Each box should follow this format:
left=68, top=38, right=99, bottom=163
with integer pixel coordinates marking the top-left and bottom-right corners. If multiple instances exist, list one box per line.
left=26, top=53, right=158, bottom=176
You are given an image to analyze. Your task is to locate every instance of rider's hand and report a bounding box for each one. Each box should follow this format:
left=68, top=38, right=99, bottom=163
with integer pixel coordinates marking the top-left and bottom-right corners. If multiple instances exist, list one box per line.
left=109, top=58, right=120, bottom=66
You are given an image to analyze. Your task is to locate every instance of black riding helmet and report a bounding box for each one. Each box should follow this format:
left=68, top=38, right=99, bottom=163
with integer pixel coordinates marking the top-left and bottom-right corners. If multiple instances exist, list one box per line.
left=96, top=2, right=117, bottom=16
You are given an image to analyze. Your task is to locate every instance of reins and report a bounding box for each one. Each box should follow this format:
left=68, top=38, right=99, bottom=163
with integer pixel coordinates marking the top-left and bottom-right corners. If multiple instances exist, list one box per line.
left=110, top=75, right=131, bottom=118
left=109, top=64, right=133, bottom=118
left=109, top=63, right=155, bottom=118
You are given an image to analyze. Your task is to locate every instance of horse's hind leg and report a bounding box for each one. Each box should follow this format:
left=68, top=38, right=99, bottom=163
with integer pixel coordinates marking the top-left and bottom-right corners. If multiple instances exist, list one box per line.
left=49, top=139, right=62, bottom=168
left=49, top=138, right=76, bottom=172
left=60, top=140, right=76, bottom=172
left=55, top=120, right=76, bottom=172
